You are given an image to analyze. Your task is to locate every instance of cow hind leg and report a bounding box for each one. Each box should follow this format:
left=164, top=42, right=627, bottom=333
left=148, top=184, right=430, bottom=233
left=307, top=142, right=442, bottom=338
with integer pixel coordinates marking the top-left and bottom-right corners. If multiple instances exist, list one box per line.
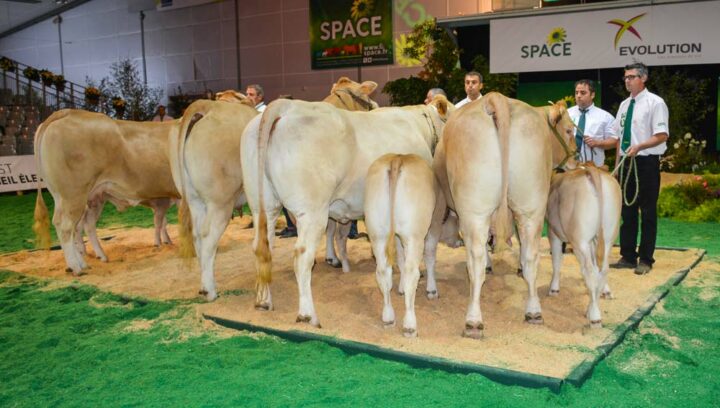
left=83, top=201, right=108, bottom=262
left=401, top=236, right=424, bottom=337
left=548, top=230, right=564, bottom=296
left=334, top=221, right=352, bottom=273
left=574, top=241, right=603, bottom=327
left=197, top=204, right=233, bottom=301
left=461, top=215, right=491, bottom=339
left=324, top=220, right=341, bottom=268
left=395, top=236, right=406, bottom=295
left=371, top=234, right=395, bottom=327
left=293, top=212, right=327, bottom=328
left=422, top=218, right=441, bottom=299
left=517, top=218, right=544, bottom=324
left=53, top=199, right=89, bottom=274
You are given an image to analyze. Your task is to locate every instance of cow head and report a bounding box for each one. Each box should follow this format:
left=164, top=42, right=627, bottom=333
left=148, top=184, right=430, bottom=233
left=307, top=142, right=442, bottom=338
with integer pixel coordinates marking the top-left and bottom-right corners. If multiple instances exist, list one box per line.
left=215, top=90, right=255, bottom=107
left=546, top=100, right=577, bottom=171
left=428, top=94, right=455, bottom=121
left=324, top=77, right=379, bottom=111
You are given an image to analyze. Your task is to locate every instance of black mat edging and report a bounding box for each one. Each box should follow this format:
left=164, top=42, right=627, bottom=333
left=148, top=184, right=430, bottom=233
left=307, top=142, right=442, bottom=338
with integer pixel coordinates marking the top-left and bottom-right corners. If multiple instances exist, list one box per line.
left=565, top=248, right=706, bottom=387
left=204, top=314, right=565, bottom=393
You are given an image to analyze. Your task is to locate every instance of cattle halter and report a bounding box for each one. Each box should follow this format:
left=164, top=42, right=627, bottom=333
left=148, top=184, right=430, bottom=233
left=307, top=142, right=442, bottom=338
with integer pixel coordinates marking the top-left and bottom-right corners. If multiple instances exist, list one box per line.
left=332, top=88, right=376, bottom=111
left=544, top=107, right=574, bottom=170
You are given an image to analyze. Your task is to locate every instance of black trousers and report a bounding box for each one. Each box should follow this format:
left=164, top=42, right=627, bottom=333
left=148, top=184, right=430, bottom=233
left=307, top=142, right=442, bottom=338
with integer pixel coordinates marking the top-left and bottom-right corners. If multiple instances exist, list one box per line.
left=619, top=155, right=661, bottom=265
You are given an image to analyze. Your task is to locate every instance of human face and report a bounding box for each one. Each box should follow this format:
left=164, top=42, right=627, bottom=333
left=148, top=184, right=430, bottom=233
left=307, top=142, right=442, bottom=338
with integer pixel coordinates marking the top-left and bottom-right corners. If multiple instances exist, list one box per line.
left=623, top=69, right=646, bottom=97
left=574, top=84, right=594, bottom=109
left=464, top=74, right=483, bottom=100
left=245, top=87, right=262, bottom=106
left=424, top=90, right=433, bottom=105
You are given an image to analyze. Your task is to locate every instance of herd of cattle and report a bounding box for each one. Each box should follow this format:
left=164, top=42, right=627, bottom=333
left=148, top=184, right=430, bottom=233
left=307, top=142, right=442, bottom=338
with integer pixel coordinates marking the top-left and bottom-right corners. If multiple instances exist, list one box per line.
left=31, top=77, right=622, bottom=339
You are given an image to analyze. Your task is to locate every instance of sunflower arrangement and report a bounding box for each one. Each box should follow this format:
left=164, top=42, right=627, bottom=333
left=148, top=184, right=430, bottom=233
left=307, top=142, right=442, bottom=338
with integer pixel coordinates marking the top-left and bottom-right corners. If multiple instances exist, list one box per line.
left=547, top=27, right=567, bottom=45
left=85, top=86, right=101, bottom=104
left=350, top=0, right=373, bottom=20
left=53, top=74, right=66, bottom=92
left=111, top=96, right=126, bottom=118
left=22, top=66, right=40, bottom=82
left=40, top=69, right=55, bottom=86
left=0, top=56, right=16, bottom=72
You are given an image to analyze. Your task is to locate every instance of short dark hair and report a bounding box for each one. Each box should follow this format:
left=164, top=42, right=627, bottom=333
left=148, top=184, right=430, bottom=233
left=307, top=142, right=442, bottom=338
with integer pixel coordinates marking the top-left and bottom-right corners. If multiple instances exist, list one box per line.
left=465, top=71, right=483, bottom=83
left=574, top=79, right=595, bottom=93
left=624, top=62, right=648, bottom=78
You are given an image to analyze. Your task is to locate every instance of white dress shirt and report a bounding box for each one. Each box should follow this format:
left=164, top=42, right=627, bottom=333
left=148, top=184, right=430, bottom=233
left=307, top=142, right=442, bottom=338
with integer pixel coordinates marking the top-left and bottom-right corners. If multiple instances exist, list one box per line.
left=613, top=88, right=669, bottom=156
left=568, top=103, right=616, bottom=166
left=455, top=93, right=482, bottom=108
left=255, top=102, right=266, bottom=112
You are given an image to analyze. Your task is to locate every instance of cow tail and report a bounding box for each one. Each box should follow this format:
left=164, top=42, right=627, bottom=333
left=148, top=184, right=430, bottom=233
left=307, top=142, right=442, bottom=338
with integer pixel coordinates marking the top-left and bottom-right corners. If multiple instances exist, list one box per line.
left=385, top=155, right=402, bottom=267
left=32, top=122, right=51, bottom=250
left=484, top=93, right=512, bottom=251
left=586, top=166, right=606, bottom=269
left=255, top=104, right=284, bottom=287
left=176, top=103, right=209, bottom=258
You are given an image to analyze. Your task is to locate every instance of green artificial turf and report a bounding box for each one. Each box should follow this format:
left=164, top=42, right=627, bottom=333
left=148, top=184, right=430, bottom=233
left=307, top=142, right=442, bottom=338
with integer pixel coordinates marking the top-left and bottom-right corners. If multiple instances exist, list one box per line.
left=1, top=191, right=719, bottom=406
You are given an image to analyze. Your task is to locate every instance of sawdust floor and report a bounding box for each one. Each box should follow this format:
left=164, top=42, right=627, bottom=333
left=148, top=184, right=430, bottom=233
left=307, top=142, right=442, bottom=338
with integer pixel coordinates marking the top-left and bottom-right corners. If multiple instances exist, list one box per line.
left=0, top=216, right=702, bottom=379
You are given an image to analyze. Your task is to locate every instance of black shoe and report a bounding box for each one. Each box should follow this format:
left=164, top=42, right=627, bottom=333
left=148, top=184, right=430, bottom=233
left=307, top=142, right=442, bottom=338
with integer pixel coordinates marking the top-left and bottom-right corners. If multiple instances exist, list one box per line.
left=634, top=262, right=652, bottom=275
left=279, top=228, right=297, bottom=238
left=610, top=258, right=637, bottom=269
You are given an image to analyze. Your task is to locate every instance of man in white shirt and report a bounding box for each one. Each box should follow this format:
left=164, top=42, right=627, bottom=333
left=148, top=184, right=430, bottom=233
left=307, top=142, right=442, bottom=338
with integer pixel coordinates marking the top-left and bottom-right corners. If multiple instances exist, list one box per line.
left=246, top=84, right=266, bottom=112
left=609, top=62, right=669, bottom=275
left=568, top=79, right=616, bottom=167
left=455, top=71, right=483, bottom=108
left=151, top=105, right=173, bottom=122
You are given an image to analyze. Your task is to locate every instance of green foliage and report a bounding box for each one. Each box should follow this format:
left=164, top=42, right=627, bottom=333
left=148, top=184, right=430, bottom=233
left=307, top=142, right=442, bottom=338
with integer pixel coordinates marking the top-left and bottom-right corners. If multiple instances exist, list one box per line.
left=382, top=76, right=429, bottom=106
left=658, top=174, right=720, bottom=222
left=661, top=132, right=709, bottom=173
left=85, top=59, right=163, bottom=120
left=611, top=67, right=715, bottom=173
left=168, top=86, right=195, bottom=118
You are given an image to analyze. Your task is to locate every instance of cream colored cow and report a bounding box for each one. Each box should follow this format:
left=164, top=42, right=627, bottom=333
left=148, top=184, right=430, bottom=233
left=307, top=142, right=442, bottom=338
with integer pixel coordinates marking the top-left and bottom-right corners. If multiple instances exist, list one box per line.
left=241, top=96, right=451, bottom=328
left=546, top=164, right=621, bottom=327
left=168, top=95, right=258, bottom=300
left=364, top=153, right=437, bottom=337
left=33, top=109, right=180, bottom=274
left=431, top=93, right=577, bottom=338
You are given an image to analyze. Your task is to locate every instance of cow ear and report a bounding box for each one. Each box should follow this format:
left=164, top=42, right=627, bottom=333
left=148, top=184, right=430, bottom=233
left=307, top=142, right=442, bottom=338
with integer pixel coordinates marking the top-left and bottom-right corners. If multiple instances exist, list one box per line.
left=360, top=81, right=378, bottom=95
left=432, top=94, right=449, bottom=116
left=336, top=76, right=352, bottom=86
left=548, top=105, right=562, bottom=126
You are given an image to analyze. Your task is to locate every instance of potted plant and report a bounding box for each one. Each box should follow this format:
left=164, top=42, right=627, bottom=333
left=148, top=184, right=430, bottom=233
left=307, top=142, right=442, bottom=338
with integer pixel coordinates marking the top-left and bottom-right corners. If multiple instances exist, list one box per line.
left=22, top=66, right=39, bottom=82
left=40, top=69, right=54, bottom=87
left=54, top=74, right=66, bottom=93
left=111, top=96, right=126, bottom=119
left=0, top=56, right=16, bottom=73
left=85, top=86, right=101, bottom=105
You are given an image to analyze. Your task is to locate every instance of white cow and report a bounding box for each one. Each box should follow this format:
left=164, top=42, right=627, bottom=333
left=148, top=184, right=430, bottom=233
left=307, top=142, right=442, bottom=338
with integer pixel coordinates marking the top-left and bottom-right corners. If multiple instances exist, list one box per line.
left=364, top=153, right=437, bottom=337
left=241, top=96, right=451, bottom=327
left=431, top=93, right=577, bottom=338
left=546, top=164, right=621, bottom=327
left=33, top=109, right=180, bottom=274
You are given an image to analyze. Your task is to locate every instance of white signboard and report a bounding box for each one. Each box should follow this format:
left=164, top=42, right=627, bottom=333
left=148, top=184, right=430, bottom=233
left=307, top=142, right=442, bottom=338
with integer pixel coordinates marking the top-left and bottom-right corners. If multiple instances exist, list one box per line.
left=0, top=155, right=43, bottom=193
left=490, top=1, right=720, bottom=73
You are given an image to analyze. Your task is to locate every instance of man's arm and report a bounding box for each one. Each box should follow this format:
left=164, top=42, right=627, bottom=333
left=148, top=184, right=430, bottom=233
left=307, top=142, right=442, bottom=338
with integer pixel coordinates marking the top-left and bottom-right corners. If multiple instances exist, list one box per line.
left=625, top=132, right=669, bottom=156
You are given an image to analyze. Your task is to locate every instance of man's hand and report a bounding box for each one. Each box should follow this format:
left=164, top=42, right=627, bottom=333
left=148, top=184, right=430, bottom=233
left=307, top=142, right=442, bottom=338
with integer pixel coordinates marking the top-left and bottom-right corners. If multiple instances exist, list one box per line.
left=625, top=145, right=641, bottom=157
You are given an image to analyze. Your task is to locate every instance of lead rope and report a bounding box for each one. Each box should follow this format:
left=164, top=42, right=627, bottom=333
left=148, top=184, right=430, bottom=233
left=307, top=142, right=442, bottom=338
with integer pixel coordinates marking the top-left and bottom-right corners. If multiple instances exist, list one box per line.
left=615, top=155, right=639, bottom=206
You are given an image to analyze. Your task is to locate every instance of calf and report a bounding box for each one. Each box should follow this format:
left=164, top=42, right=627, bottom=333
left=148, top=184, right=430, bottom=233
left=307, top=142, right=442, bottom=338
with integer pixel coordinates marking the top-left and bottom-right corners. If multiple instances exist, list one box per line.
left=364, top=154, right=436, bottom=337
left=546, top=165, right=621, bottom=328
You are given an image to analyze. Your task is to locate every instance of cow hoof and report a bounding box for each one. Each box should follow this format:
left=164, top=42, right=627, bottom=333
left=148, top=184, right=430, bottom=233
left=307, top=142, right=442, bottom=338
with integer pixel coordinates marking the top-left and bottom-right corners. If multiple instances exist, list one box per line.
left=382, top=320, right=395, bottom=328
left=97, top=256, right=108, bottom=262
left=397, top=289, right=405, bottom=296
left=600, top=291, right=614, bottom=300
left=426, top=290, right=438, bottom=300
left=254, top=302, right=272, bottom=311
left=65, top=267, right=73, bottom=273
left=485, top=266, right=493, bottom=274
left=462, top=322, right=484, bottom=339
left=325, top=258, right=342, bottom=268
left=524, top=313, right=544, bottom=324
left=549, top=289, right=560, bottom=296
left=296, top=315, right=321, bottom=328
left=517, top=268, right=523, bottom=277
left=403, top=328, right=417, bottom=338
left=590, top=320, right=602, bottom=329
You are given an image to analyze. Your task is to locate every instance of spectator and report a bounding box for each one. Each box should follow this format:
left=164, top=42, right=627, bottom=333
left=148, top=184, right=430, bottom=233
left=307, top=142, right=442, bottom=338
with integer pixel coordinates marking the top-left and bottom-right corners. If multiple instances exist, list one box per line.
left=569, top=79, right=616, bottom=167
left=152, top=105, right=173, bottom=122
left=455, top=71, right=483, bottom=108
left=424, top=88, right=446, bottom=105
left=246, top=84, right=266, bottom=112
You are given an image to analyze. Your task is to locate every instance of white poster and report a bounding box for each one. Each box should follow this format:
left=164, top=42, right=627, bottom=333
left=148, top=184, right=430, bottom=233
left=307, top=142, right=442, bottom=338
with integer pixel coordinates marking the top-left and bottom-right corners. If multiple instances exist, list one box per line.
left=490, top=1, right=720, bottom=73
left=0, top=155, right=44, bottom=193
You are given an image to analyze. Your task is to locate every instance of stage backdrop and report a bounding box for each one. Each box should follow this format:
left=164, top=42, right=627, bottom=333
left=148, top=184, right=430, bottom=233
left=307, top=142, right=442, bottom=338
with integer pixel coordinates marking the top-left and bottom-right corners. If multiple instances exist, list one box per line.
left=0, top=155, right=43, bottom=193
left=310, top=0, right=393, bottom=70
left=490, top=0, right=720, bottom=73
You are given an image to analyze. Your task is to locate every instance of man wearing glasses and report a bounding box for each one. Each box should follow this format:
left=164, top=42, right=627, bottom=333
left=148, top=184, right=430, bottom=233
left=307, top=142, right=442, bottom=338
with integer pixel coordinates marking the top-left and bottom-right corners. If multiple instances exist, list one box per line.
left=610, top=62, right=669, bottom=275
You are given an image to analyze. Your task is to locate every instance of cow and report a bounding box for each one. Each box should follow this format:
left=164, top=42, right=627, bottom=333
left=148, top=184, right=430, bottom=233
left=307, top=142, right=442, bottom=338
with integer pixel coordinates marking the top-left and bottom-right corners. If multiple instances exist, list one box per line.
left=241, top=95, right=452, bottom=328
left=168, top=93, right=258, bottom=301
left=33, top=109, right=180, bottom=275
left=546, top=164, right=621, bottom=327
left=430, top=93, right=577, bottom=338
left=170, top=79, right=379, bottom=301
left=364, top=153, right=437, bottom=337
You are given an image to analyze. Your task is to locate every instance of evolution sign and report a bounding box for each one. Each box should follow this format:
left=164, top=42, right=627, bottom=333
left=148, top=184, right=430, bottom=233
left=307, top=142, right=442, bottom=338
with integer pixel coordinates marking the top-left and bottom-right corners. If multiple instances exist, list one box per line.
left=490, top=0, right=720, bottom=73
left=310, top=0, right=393, bottom=69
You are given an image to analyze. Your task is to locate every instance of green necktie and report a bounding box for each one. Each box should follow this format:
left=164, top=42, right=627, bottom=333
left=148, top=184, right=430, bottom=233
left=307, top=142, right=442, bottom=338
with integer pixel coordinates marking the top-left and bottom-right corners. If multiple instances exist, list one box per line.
left=621, top=99, right=635, bottom=152
left=575, top=108, right=587, bottom=153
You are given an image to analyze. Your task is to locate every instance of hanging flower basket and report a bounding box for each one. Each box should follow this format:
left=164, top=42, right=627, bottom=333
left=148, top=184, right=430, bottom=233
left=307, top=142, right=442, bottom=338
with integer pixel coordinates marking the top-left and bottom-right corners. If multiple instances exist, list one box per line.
left=22, top=66, right=40, bottom=82
left=40, top=69, right=54, bottom=87
left=85, top=86, right=101, bottom=105
left=111, top=96, right=126, bottom=119
left=0, top=57, right=16, bottom=73
left=54, top=74, right=66, bottom=92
